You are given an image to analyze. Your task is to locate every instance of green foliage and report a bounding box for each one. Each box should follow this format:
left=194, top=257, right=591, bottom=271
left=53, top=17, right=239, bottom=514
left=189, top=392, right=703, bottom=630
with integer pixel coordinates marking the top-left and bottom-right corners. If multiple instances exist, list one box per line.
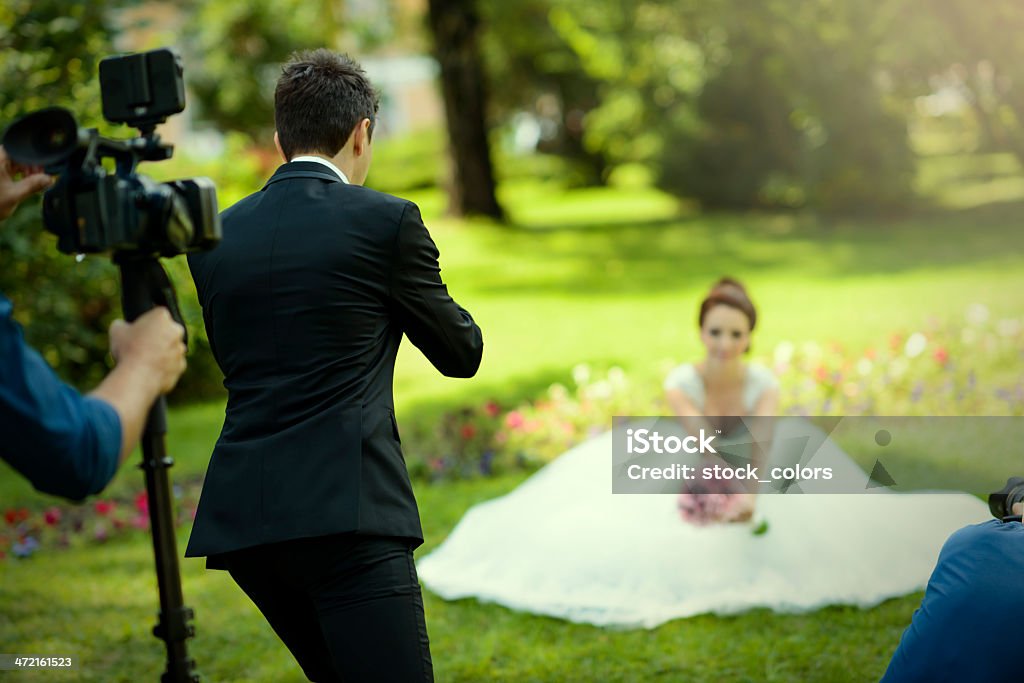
left=180, top=0, right=398, bottom=144
left=656, top=1, right=917, bottom=212
left=480, top=0, right=917, bottom=212
left=0, top=0, right=128, bottom=389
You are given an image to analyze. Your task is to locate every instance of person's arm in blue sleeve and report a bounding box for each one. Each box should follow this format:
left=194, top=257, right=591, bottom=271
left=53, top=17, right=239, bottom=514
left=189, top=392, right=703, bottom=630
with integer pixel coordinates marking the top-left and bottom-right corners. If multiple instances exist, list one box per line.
left=0, top=300, right=122, bottom=499
left=0, top=294, right=187, bottom=501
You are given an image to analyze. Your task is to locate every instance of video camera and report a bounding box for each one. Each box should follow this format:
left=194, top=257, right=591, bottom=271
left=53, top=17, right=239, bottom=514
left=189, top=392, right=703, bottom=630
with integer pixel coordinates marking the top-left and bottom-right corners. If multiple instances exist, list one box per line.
left=989, top=477, right=1024, bottom=521
left=1, top=47, right=220, bottom=256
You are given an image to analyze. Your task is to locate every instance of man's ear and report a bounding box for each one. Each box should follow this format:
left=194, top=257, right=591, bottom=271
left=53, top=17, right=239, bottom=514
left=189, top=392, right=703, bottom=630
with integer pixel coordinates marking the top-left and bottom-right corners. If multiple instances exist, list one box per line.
left=273, top=131, right=288, bottom=162
left=353, top=118, right=371, bottom=157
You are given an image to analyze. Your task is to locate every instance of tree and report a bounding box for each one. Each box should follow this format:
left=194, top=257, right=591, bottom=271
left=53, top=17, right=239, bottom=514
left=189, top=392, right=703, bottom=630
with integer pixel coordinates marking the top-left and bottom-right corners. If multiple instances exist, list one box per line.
left=426, top=0, right=504, bottom=219
left=0, top=0, right=127, bottom=389
left=889, top=0, right=1024, bottom=166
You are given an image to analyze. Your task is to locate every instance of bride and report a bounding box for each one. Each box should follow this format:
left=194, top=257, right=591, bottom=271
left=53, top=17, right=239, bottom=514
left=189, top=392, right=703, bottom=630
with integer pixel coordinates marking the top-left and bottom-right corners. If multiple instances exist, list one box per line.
left=416, top=278, right=990, bottom=629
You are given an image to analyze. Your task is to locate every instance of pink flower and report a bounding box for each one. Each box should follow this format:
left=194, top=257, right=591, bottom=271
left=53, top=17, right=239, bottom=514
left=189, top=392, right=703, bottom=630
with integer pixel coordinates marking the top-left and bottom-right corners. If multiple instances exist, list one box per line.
left=43, top=508, right=62, bottom=526
left=131, top=515, right=149, bottom=530
left=94, top=500, right=115, bottom=516
left=933, top=346, right=950, bottom=365
left=134, top=492, right=149, bottom=516
left=505, top=411, right=525, bottom=429
left=484, top=401, right=501, bottom=418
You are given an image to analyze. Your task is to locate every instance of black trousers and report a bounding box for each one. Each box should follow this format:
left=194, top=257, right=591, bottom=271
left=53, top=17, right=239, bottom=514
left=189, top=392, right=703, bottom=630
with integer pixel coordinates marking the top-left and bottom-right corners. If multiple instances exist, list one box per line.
left=222, top=534, right=433, bottom=682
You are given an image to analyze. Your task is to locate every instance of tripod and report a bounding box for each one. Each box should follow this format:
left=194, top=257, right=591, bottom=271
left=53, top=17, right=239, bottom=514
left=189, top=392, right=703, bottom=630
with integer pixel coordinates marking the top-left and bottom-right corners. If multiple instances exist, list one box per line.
left=116, top=255, right=200, bottom=683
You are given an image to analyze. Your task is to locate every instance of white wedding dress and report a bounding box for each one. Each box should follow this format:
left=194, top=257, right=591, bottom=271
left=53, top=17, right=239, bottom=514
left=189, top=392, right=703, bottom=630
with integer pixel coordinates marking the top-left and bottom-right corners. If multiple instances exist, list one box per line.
left=417, top=364, right=991, bottom=628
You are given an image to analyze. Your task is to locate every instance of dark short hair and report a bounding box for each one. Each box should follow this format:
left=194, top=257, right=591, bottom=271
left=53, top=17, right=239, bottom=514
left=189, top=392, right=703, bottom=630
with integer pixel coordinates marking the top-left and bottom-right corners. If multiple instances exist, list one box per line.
left=274, top=49, right=379, bottom=160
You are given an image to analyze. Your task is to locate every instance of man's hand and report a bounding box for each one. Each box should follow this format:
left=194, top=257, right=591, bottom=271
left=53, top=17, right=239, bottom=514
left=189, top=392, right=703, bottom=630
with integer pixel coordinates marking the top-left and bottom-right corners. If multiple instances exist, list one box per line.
left=1013, top=501, right=1022, bottom=517
left=108, top=307, right=188, bottom=396
left=90, top=307, right=187, bottom=462
left=0, top=145, right=52, bottom=220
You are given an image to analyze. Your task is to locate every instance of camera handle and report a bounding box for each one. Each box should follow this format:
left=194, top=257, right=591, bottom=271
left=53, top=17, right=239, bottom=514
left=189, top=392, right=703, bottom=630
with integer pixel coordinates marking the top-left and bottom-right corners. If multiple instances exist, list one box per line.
left=115, top=255, right=200, bottom=683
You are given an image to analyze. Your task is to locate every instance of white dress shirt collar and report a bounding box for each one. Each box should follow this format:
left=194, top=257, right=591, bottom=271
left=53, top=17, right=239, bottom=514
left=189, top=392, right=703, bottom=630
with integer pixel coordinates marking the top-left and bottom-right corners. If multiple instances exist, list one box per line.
left=290, top=155, right=350, bottom=184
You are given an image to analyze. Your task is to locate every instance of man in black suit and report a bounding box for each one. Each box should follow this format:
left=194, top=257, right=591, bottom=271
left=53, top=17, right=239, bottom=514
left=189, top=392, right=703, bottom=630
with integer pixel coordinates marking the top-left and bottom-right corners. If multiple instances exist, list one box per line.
left=185, top=49, right=482, bottom=682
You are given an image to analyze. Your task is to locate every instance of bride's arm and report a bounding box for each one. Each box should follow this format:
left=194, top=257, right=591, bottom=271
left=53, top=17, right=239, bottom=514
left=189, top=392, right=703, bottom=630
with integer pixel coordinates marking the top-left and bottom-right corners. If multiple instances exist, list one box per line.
left=665, top=387, right=714, bottom=437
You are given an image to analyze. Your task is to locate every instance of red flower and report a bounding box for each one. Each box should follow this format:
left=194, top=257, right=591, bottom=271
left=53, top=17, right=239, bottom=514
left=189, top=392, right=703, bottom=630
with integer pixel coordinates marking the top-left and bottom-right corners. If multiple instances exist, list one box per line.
left=460, top=424, right=477, bottom=440
left=135, top=491, right=149, bottom=516
left=933, top=347, right=950, bottom=365
left=484, top=401, right=501, bottom=418
left=505, top=411, right=525, bottom=429
left=94, top=500, right=115, bottom=516
left=43, top=508, right=62, bottom=526
left=814, top=365, right=829, bottom=383
left=5, top=508, right=30, bottom=525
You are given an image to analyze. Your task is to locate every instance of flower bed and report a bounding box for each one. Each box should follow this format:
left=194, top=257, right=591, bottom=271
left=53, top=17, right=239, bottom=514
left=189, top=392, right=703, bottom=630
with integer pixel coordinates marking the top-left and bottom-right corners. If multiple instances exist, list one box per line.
left=4, top=307, right=1021, bottom=560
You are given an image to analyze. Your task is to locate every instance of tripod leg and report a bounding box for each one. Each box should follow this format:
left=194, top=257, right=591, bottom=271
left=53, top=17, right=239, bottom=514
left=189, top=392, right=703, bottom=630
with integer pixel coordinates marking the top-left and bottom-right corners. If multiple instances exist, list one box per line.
left=117, top=256, right=200, bottom=683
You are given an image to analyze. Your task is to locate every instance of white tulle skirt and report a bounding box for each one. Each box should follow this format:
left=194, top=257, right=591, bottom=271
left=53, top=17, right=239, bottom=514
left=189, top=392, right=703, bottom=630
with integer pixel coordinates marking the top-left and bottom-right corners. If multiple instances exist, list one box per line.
left=417, top=418, right=990, bottom=628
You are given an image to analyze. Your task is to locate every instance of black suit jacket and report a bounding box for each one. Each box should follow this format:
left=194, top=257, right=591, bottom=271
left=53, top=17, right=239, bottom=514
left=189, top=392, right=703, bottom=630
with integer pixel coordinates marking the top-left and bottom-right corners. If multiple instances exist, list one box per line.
left=184, top=161, right=483, bottom=566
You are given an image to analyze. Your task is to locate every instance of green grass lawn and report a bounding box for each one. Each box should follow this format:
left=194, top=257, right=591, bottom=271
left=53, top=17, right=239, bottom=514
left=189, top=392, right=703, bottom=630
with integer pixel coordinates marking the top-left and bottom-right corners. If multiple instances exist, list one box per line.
left=2, top=162, right=1023, bottom=680
left=0, top=474, right=916, bottom=682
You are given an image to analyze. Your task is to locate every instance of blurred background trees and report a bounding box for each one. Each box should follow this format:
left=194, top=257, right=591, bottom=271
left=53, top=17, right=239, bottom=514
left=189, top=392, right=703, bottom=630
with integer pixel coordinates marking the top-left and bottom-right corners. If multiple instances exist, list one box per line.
left=3, top=0, right=1024, bottom=398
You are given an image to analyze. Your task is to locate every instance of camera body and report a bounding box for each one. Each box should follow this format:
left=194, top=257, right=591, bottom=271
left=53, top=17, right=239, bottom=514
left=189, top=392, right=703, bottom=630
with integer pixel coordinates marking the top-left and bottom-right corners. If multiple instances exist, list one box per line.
left=2, top=48, right=220, bottom=257
left=989, top=477, right=1024, bottom=521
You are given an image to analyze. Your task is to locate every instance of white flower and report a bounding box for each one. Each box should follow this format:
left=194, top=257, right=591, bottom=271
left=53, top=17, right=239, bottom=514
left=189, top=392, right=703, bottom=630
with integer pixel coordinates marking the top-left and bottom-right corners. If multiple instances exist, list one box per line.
left=774, top=341, right=795, bottom=365
left=587, top=380, right=613, bottom=399
left=607, top=366, right=627, bottom=388
left=571, top=363, right=591, bottom=386
left=997, top=318, right=1021, bottom=337
left=966, top=303, right=990, bottom=326
left=548, top=383, right=569, bottom=401
left=856, top=358, right=873, bottom=376
left=961, top=328, right=977, bottom=345
left=904, top=333, right=927, bottom=358
left=800, top=341, right=822, bottom=360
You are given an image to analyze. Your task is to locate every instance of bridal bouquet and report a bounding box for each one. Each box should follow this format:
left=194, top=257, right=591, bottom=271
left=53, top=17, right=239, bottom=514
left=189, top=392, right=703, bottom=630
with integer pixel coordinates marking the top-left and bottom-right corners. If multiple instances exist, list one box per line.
left=676, top=477, right=758, bottom=527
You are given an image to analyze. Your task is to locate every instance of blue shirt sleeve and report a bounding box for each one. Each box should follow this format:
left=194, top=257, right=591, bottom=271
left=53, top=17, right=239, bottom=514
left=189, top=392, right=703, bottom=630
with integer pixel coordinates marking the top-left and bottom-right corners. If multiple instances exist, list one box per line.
left=0, top=292, right=122, bottom=500
left=881, top=518, right=1024, bottom=682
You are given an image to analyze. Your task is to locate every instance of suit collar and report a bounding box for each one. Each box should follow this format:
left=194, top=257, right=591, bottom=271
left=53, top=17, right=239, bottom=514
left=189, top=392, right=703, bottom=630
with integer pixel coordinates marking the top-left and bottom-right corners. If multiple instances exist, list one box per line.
left=262, top=161, right=344, bottom=190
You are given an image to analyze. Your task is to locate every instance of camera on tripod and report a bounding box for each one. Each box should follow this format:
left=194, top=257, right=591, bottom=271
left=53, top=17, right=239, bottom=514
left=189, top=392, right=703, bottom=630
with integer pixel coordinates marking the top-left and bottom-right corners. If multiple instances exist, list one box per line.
left=989, top=476, right=1024, bottom=521
left=2, top=48, right=216, bottom=680
left=2, top=47, right=220, bottom=257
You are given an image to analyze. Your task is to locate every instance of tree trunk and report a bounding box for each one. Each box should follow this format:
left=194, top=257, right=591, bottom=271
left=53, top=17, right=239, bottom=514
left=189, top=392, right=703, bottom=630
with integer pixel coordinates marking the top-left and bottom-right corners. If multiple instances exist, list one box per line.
left=426, top=0, right=504, bottom=219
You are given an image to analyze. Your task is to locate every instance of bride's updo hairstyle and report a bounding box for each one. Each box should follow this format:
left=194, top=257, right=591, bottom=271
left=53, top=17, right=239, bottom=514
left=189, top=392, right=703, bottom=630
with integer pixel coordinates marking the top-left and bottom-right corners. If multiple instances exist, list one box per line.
left=698, top=277, right=757, bottom=334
